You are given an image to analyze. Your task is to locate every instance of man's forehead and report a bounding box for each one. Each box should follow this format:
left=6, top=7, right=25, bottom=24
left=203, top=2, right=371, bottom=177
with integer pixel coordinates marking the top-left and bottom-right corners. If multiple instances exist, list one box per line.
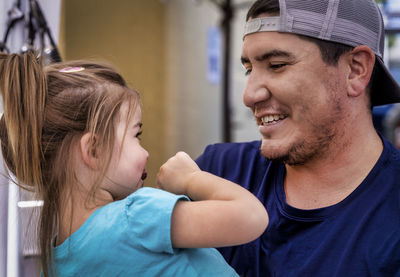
left=241, top=36, right=322, bottom=69
left=241, top=49, right=294, bottom=64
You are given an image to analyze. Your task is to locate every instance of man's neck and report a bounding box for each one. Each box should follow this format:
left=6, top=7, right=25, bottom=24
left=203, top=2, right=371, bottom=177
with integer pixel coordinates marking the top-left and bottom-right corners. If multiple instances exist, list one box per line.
left=283, top=130, right=383, bottom=210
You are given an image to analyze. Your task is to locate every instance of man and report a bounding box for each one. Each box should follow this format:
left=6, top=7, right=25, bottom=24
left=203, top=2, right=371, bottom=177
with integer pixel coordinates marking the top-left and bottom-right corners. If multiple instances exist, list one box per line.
left=196, top=0, right=400, bottom=276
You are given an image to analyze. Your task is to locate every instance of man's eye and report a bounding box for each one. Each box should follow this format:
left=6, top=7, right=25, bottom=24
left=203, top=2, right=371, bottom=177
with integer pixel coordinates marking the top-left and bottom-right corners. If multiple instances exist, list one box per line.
left=244, top=68, right=252, bottom=76
left=270, top=63, right=286, bottom=70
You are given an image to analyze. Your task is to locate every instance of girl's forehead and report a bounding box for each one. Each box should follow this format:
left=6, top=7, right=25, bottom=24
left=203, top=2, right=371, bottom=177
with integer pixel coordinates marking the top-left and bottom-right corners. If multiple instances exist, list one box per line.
left=132, top=106, right=142, bottom=121
left=119, top=102, right=141, bottom=124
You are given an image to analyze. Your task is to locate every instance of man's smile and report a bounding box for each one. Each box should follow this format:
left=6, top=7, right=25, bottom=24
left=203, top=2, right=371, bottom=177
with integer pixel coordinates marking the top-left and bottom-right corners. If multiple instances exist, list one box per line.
left=260, top=114, right=288, bottom=125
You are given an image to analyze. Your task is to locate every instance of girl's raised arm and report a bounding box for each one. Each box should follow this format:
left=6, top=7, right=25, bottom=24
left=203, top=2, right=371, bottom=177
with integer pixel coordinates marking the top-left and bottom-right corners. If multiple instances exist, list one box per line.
left=157, top=152, right=268, bottom=248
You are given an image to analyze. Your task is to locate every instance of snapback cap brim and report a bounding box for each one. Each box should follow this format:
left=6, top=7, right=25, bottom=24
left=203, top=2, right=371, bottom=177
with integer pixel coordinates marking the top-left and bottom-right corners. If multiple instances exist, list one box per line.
left=372, top=57, right=400, bottom=106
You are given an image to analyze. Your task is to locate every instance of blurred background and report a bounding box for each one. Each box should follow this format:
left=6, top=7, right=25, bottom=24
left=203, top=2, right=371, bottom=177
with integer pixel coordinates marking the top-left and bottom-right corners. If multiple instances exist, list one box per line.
left=0, top=0, right=400, bottom=276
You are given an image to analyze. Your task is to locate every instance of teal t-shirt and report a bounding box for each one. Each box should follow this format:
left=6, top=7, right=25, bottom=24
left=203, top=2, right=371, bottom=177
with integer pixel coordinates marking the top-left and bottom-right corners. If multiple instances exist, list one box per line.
left=52, top=187, right=238, bottom=276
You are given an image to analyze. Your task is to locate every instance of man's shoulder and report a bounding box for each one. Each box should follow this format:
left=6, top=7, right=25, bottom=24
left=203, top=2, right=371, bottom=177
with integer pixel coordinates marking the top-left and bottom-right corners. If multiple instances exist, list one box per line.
left=196, top=140, right=279, bottom=191
left=200, top=140, right=262, bottom=158
left=388, top=141, right=400, bottom=164
left=196, top=140, right=271, bottom=174
left=381, top=138, right=400, bottom=176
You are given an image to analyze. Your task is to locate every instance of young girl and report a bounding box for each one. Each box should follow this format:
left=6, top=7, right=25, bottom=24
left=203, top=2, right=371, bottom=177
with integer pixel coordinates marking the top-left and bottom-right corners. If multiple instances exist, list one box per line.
left=0, top=52, right=268, bottom=276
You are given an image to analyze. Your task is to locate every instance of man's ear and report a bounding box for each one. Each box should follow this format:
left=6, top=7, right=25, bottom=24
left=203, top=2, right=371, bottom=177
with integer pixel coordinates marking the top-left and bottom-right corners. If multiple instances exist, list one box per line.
left=80, top=133, right=100, bottom=169
left=346, top=45, right=375, bottom=98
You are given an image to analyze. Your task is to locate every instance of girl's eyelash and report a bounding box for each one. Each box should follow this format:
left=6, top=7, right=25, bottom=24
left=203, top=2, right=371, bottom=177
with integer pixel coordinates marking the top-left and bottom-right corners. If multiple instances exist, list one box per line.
left=136, top=131, right=143, bottom=139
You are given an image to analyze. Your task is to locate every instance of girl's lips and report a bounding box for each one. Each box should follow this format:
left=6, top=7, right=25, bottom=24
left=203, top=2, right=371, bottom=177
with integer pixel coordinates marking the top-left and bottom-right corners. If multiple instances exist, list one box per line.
left=141, top=170, right=147, bottom=180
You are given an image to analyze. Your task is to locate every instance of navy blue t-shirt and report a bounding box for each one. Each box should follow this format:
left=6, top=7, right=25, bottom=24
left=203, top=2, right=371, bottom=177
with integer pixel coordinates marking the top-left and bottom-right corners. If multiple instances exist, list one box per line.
left=196, top=138, right=400, bottom=277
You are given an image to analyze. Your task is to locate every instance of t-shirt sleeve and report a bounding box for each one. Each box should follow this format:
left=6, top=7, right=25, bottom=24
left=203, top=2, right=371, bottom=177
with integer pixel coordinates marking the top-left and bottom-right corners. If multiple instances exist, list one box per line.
left=124, top=187, right=189, bottom=254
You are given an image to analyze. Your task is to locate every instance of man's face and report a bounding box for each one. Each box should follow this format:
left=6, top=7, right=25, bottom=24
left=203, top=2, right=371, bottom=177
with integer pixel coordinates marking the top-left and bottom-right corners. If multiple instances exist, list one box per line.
left=241, top=30, right=351, bottom=165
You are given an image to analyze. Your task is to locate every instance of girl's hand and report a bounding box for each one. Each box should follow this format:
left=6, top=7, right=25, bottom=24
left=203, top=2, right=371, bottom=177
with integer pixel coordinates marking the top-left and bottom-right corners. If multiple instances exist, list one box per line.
left=157, top=152, right=200, bottom=195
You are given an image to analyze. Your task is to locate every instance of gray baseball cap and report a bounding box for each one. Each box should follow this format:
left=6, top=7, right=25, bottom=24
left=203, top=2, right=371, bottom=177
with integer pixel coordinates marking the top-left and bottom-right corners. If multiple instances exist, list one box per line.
left=243, top=0, right=400, bottom=106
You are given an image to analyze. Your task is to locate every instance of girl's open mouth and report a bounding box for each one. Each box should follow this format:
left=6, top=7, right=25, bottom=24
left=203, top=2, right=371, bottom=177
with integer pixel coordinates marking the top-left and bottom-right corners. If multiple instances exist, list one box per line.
left=141, top=170, right=147, bottom=180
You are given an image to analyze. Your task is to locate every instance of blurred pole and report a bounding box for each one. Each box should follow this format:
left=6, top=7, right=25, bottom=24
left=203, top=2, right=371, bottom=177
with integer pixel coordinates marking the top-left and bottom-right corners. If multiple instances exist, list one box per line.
left=7, top=180, right=19, bottom=277
left=208, top=0, right=252, bottom=142
left=221, top=0, right=233, bottom=142
left=177, top=0, right=253, bottom=142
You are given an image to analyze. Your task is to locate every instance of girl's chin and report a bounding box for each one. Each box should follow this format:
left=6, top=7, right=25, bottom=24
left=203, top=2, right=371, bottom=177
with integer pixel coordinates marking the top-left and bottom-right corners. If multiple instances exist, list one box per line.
left=136, top=180, right=144, bottom=190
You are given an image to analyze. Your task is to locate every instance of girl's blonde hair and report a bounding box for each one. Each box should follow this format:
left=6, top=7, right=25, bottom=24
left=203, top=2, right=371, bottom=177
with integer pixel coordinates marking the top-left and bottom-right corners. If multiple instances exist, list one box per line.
left=0, top=52, right=140, bottom=276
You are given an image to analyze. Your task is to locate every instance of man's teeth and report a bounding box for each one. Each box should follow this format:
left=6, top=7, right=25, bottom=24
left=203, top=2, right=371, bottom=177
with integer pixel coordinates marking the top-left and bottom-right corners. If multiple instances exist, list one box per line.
left=261, top=114, right=286, bottom=124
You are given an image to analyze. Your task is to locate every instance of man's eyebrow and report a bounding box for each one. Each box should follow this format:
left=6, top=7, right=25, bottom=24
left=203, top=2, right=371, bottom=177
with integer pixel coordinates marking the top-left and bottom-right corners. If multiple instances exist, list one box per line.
left=255, top=50, right=294, bottom=62
left=241, top=50, right=294, bottom=64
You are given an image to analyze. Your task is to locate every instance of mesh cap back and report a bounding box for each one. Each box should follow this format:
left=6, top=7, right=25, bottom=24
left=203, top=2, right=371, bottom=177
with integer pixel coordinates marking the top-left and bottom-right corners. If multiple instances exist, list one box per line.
left=243, top=0, right=400, bottom=106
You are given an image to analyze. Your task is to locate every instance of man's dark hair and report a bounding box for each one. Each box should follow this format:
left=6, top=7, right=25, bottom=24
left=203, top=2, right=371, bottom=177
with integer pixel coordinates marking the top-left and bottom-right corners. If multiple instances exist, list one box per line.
left=246, top=0, right=353, bottom=66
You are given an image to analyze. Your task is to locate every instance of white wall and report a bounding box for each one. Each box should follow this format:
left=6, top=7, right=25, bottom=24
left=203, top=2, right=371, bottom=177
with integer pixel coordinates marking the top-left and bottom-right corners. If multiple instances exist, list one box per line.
left=165, top=0, right=260, bottom=161
left=231, top=1, right=261, bottom=142
left=165, top=0, right=222, bottom=158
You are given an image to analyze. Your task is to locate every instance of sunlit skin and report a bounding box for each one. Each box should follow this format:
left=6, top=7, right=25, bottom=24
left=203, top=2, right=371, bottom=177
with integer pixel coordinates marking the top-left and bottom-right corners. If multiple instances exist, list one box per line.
left=102, top=104, right=149, bottom=200
left=242, top=32, right=352, bottom=165
left=241, top=29, right=383, bottom=209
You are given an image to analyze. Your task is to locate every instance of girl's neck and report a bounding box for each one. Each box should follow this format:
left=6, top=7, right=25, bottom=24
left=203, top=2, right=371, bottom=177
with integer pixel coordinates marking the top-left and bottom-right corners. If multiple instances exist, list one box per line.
left=56, top=188, right=109, bottom=246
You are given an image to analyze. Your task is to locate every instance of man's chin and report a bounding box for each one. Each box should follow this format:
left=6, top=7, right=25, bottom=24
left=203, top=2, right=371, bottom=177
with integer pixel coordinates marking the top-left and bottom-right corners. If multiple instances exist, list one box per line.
left=260, top=138, right=287, bottom=156
left=260, top=140, right=312, bottom=166
left=260, top=144, right=289, bottom=162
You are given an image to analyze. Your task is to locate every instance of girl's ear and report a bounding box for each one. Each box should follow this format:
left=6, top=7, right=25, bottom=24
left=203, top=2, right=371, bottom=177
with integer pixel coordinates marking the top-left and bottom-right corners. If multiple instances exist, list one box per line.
left=346, top=45, right=375, bottom=98
left=80, top=133, right=100, bottom=169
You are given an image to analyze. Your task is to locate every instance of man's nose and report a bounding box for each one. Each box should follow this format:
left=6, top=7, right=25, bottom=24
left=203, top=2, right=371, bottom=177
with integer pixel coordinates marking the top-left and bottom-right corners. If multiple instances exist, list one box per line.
left=243, top=84, right=271, bottom=109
